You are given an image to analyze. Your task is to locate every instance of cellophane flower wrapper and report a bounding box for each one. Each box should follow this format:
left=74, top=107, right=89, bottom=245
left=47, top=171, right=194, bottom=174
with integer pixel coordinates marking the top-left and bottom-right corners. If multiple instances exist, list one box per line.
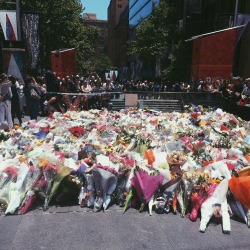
left=229, top=175, right=250, bottom=210
left=19, top=164, right=41, bottom=195
left=189, top=183, right=218, bottom=221
left=48, top=165, right=71, bottom=204
left=79, top=173, right=95, bottom=207
left=5, top=163, right=30, bottom=214
left=92, top=166, right=118, bottom=212
left=130, top=170, right=164, bottom=204
left=161, top=180, right=180, bottom=214
left=228, top=196, right=248, bottom=223
left=43, top=164, right=58, bottom=210
left=0, top=166, right=18, bottom=207
left=204, top=161, right=231, bottom=180
left=0, top=158, right=20, bottom=173
left=199, top=179, right=230, bottom=233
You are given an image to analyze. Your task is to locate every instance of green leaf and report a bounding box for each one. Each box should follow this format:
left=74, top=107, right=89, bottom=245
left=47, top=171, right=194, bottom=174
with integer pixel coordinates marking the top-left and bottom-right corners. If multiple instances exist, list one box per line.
left=123, top=188, right=134, bottom=214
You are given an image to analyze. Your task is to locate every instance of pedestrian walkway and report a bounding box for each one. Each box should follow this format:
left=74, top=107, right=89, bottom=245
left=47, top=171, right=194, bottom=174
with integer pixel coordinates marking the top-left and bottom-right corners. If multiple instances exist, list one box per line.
left=0, top=206, right=249, bottom=250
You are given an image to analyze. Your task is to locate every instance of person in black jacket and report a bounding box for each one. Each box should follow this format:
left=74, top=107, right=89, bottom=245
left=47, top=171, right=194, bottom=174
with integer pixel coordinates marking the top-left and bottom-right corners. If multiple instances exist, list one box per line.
left=9, top=76, right=22, bottom=125
left=27, top=76, right=45, bottom=120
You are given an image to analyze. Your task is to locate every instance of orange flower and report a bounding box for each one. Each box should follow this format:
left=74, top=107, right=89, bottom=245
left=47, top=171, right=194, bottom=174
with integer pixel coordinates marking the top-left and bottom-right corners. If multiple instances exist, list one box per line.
left=39, top=158, right=49, bottom=167
left=19, top=156, right=27, bottom=163
left=245, top=154, right=250, bottom=163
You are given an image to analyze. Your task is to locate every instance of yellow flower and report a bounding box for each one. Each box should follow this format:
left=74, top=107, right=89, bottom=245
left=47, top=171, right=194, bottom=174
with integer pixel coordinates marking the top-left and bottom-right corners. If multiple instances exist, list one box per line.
left=36, top=140, right=44, bottom=146
left=13, top=124, right=20, bottom=130
left=199, top=121, right=206, bottom=127
left=39, top=158, right=49, bottom=167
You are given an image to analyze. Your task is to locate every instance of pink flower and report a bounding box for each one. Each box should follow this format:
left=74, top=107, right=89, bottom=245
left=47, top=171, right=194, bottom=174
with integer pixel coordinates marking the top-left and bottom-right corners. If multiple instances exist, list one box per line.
left=226, top=162, right=235, bottom=171
left=3, top=166, right=18, bottom=179
left=95, top=164, right=120, bottom=177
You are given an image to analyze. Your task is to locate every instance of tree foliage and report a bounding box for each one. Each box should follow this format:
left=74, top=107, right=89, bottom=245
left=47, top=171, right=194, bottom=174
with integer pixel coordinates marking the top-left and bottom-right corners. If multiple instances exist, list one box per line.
left=81, top=55, right=112, bottom=79
left=128, top=0, right=190, bottom=81
left=129, top=1, right=177, bottom=60
left=0, top=0, right=103, bottom=73
left=162, top=40, right=191, bottom=82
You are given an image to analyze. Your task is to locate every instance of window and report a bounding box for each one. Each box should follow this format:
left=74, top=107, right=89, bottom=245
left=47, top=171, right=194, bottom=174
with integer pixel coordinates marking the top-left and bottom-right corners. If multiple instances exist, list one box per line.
left=118, top=4, right=122, bottom=8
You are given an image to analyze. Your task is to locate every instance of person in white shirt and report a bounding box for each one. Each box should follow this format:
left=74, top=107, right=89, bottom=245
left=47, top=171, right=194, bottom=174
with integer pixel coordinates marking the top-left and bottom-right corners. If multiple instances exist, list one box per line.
left=0, top=73, right=13, bottom=129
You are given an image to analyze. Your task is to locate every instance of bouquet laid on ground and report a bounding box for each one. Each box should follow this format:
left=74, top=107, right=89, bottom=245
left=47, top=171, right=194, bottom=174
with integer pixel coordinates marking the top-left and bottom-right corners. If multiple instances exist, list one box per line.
left=92, top=164, right=118, bottom=212
left=42, top=164, right=58, bottom=210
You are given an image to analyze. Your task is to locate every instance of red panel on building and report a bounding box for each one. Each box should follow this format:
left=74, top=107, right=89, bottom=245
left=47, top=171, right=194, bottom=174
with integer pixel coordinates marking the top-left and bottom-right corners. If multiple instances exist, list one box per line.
left=51, top=48, right=76, bottom=78
left=191, top=28, right=237, bottom=80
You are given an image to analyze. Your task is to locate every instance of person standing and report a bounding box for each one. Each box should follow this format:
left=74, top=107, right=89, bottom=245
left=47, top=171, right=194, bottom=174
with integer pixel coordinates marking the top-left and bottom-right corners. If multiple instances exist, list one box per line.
left=0, top=73, right=13, bottom=129
left=27, top=76, right=45, bottom=120
left=18, top=80, right=27, bottom=115
left=9, top=76, right=22, bottom=125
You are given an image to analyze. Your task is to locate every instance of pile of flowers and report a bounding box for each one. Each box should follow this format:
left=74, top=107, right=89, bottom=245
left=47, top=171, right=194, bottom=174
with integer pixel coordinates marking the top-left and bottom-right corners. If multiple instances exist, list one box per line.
left=0, top=107, right=250, bottom=234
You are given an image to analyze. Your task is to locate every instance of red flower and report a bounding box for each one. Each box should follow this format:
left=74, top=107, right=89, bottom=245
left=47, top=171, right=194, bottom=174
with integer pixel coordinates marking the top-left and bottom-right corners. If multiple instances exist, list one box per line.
left=41, top=125, right=50, bottom=133
left=69, top=126, right=86, bottom=137
left=191, top=112, right=199, bottom=120
left=220, top=124, right=229, bottom=131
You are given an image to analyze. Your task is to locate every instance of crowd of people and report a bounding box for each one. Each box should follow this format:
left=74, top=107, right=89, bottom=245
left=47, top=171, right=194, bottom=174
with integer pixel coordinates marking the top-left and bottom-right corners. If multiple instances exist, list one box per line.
left=0, top=71, right=250, bottom=129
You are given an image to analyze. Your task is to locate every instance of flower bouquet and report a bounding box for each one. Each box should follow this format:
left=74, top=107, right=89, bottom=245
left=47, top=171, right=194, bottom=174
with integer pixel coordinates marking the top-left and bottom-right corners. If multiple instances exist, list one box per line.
left=92, top=164, right=118, bottom=212
left=178, top=171, right=199, bottom=218
left=199, top=179, right=230, bottom=233
left=0, top=166, right=18, bottom=190
left=78, top=173, right=95, bottom=207
left=0, top=166, right=18, bottom=208
left=167, top=151, right=187, bottom=166
left=157, top=175, right=181, bottom=214
left=5, top=163, right=31, bottom=214
left=189, top=182, right=218, bottom=221
left=130, top=170, right=164, bottom=213
left=48, top=165, right=71, bottom=204
left=42, top=164, right=58, bottom=210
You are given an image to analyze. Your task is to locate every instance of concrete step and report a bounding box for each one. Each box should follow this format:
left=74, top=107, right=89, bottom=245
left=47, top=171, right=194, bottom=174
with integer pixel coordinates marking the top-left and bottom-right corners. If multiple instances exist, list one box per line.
left=138, top=100, right=182, bottom=112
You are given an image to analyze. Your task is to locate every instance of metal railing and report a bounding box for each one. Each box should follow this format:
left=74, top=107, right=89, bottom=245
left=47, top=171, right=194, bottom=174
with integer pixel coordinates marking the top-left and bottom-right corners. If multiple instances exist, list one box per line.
left=45, top=91, right=223, bottom=111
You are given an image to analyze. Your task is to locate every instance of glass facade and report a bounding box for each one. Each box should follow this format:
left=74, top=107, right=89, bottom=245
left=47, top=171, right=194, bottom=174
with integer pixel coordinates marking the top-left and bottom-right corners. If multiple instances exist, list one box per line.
left=129, top=0, right=160, bottom=28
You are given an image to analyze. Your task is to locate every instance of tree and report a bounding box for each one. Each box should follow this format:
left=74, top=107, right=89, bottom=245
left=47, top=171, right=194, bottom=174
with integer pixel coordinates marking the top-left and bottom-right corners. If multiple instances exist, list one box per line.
left=161, top=40, right=191, bottom=82
left=128, top=0, right=190, bottom=82
left=128, top=0, right=178, bottom=74
left=0, top=0, right=101, bottom=73
left=81, top=55, right=112, bottom=79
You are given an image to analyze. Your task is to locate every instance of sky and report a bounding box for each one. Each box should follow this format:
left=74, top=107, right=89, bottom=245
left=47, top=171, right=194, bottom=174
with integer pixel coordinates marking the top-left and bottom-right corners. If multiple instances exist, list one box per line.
left=81, top=0, right=110, bottom=20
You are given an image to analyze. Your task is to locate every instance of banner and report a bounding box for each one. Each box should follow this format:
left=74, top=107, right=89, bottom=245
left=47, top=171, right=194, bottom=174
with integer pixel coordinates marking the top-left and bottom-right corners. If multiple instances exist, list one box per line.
left=21, top=13, right=40, bottom=69
left=0, top=11, right=18, bottom=40
left=1, top=41, right=25, bottom=81
left=122, top=67, right=128, bottom=82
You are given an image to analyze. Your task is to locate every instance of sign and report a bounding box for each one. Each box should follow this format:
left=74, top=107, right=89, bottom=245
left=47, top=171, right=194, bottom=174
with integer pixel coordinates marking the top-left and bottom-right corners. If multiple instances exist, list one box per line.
left=125, top=94, right=138, bottom=107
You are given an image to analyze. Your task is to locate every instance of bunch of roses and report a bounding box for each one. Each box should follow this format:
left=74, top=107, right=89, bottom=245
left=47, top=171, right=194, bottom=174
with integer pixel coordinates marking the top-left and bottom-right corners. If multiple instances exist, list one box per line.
left=69, top=126, right=86, bottom=137
left=95, top=164, right=120, bottom=177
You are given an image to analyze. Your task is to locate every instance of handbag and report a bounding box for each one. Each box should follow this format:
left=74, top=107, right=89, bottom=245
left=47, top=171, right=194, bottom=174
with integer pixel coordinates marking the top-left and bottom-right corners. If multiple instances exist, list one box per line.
left=30, top=88, right=41, bottom=100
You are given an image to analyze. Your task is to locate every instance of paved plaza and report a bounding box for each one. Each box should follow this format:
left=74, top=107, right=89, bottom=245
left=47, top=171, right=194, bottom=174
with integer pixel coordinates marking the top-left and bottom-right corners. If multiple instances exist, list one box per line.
left=1, top=205, right=250, bottom=250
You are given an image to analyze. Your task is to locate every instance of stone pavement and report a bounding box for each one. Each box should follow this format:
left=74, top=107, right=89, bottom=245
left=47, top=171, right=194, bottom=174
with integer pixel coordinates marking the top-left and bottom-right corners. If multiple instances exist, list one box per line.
left=0, top=205, right=249, bottom=250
